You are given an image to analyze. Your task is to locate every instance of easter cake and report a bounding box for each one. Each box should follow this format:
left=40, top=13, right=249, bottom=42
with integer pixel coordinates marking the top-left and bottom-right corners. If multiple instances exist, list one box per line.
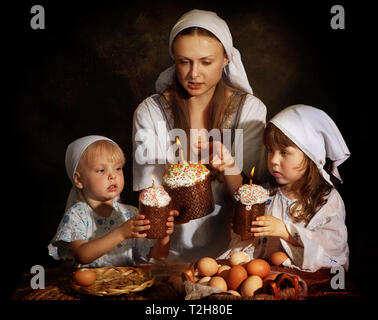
left=139, top=186, right=172, bottom=239
left=162, top=163, right=214, bottom=222
left=232, top=184, right=269, bottom=240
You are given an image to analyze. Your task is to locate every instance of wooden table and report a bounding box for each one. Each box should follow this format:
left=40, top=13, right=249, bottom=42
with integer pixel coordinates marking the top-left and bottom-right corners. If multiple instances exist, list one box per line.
left=11, top=263, right=360, bottom=301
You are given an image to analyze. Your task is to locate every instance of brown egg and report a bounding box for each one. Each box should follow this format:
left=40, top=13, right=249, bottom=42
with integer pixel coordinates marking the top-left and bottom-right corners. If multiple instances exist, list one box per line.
left=269, top=251, right=289, bottom=266
left=226, top=265, right=248, bottom=290
left=229, top=251, right=250, bottom=266
left=241, top=275, right=263, bottom=297
left=73, top=269, right=96, bottom=287
left=209, top=276, right=228, bottom=291
left=245, top=259, right=271, bottom=278
left=227, top=290, right=241, bottom=297
left=197, top=276, right=212, bottom=285
left=197, top=257, right=219, bottom=277
left=217, top=265, right=231, bottom=279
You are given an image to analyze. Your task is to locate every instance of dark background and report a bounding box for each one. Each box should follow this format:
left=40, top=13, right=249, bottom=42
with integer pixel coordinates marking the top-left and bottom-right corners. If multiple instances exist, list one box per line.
left=5, top=0, right=374, bottom=301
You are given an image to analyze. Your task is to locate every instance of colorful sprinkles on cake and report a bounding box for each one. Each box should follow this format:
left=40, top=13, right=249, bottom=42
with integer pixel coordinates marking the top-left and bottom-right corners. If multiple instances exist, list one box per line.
left=163, top=162, right=210, bottom=188
left=140, top=186, right=171, bottom=207
left=234, top=184, right=269, bottom=210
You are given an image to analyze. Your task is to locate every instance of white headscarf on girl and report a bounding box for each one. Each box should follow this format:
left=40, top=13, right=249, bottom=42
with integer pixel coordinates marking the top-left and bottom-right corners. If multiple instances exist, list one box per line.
left=155, top=9, right=253, bottom=94
left=64, top=135, right=116, bottom=210
left=269, top=105, right=350, bottom=186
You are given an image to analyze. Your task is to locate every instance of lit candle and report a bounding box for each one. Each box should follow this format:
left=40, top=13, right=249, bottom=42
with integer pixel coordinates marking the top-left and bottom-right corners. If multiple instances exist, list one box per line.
left=249, top=166, right=255, bottom=185
left=176, top=136, right=188, bottom=165
left=151, top=175, right=155, bottom=188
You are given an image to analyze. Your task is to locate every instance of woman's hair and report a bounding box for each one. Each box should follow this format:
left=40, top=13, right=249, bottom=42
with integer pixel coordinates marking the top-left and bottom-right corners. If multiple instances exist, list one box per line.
left=77, top=140, right=125, bottom=171
left=263, top=123, right=333, bottom=224
left=168, top=27, right=239, bottom=133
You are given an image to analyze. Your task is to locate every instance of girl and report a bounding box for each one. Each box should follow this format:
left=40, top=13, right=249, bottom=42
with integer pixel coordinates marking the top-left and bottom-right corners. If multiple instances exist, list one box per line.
left=220, top=105, right=350, bottom=272
left=132, top=9, right=267, bottom=262
left=48, top=135, right=176, bottom=267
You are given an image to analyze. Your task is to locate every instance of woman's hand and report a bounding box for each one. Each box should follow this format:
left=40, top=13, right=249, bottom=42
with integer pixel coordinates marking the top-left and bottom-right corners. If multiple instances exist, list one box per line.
left=198, top=140, right=242, bottom=193
left=198, top=140, right=240, bottom=174
left=121, top=214, right=151, bottom=239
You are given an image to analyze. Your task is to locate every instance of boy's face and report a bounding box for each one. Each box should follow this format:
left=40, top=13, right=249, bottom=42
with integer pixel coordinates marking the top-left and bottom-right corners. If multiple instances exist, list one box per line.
left=267, top=145, right=306, bottom=191
left=74, top=152, right=124, bottom=204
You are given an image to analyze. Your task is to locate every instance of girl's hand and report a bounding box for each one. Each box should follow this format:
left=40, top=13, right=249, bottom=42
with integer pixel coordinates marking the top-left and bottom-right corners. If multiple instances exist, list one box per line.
left=251, top=215, right=288, bottom=239
left=121, top=214, right=151, bottom=239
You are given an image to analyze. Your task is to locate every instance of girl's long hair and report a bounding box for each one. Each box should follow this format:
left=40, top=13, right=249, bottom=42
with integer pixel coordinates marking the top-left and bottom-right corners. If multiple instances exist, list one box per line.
left=263, top=123, right=334, bottom=224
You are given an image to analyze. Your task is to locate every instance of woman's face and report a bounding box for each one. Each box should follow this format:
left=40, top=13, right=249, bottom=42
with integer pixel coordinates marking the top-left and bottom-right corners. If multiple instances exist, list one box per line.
left=173, top=33, right=229, bottom=97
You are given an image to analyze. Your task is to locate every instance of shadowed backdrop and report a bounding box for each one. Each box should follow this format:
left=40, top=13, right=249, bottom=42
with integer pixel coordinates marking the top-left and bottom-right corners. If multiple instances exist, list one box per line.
left=8, top=0, right=370, bottom=299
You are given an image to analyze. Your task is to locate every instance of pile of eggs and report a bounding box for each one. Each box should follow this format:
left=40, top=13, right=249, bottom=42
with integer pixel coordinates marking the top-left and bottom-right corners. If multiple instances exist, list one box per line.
left=177, top=251, right=288, bottom=298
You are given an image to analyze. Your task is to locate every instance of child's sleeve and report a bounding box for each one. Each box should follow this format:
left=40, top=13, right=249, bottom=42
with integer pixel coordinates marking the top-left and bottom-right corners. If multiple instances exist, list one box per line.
left=47, top=204, right=89, bottom=262
left=280, top=190, right=349, bottom=272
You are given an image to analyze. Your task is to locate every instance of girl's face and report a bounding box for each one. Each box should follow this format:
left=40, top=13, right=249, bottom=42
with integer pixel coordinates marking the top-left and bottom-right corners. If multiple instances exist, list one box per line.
left=267, top=146, right=307, bottom=191
left=74, top=152, right=124, bottom=204
left=173, top=33, right=229, bottom=97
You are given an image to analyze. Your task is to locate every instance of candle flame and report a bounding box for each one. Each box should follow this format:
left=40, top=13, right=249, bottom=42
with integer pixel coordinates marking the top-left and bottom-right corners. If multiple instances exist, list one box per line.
left=249, top=166, right=255, bottom=185
left=151, top=175, right=155, bottom=188
left=175, top=136, right=182, bottom=148
left=175, top=136, right=187, bottom=165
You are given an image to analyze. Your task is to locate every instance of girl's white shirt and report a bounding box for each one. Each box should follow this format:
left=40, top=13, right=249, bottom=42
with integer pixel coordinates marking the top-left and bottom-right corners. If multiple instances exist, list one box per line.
left=132, top=93, right=267, bottom=262
left=218, top=188, right=349, bottom=272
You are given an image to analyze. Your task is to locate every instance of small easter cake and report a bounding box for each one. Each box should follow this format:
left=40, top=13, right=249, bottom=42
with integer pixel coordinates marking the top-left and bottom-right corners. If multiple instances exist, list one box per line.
left=139, top=186, right=172, bottom=239
left=162, top=163, right=214, bottom=222
left=233, top=184, right=269, bottom=241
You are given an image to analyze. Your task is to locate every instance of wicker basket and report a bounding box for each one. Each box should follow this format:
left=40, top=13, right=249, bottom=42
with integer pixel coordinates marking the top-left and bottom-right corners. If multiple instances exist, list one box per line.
left=164, top=174, right=214, bottom=222
left=139, top=202, right=172, bottom=239
left=71, top=266, right=154, bottom=296
left=232, top=202, right=266, bottom=240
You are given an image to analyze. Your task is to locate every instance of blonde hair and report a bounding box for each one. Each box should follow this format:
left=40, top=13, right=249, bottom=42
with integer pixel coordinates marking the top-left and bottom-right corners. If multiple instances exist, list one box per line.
left=263, top=123, right=333, bottom=224
left=77, top=140, right=125, bottom=171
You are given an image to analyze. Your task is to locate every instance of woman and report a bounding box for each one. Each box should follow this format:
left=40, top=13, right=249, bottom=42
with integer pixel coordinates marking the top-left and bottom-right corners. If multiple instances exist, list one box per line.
left=132, top=9, right=267, bottom=262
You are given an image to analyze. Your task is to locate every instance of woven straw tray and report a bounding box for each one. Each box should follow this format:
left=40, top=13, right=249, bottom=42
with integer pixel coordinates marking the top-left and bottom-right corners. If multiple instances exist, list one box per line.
left=71, top=266, right=154, bottom=296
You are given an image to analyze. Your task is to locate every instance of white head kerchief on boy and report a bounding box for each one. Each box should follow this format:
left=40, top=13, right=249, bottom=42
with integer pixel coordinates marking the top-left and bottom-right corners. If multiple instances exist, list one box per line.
left=155, top=9, right=253, bottom=94
left=64, top=135, right=116, bottom=210
left=269, top=105, right=350, bottom=186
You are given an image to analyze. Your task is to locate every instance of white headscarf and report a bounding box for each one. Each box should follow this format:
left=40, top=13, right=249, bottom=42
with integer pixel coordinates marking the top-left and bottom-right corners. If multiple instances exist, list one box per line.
left=269, top=105, right=350, bottom=186
left=64, top=135, right=116, bottom=210
left=155, top=9, right=253, bottom=94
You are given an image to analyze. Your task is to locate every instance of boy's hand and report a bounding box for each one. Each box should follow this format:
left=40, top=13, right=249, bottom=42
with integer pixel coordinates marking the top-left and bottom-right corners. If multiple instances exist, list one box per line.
left=170, top=209, right=190, bottom=224
left=166, top=210, right=178, bottom=235
left=121, top=214, right=151, bottom=239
